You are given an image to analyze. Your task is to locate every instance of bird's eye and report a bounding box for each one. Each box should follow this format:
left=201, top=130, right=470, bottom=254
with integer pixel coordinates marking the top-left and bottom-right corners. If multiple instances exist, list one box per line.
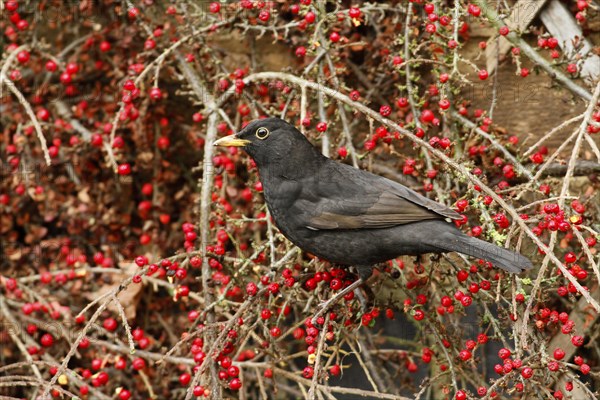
left=255, top=127, right=270, bottom=140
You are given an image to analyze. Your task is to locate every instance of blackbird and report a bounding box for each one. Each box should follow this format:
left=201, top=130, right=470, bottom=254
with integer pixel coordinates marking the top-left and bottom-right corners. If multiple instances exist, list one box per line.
left=214, top=117, right=533, bottom=280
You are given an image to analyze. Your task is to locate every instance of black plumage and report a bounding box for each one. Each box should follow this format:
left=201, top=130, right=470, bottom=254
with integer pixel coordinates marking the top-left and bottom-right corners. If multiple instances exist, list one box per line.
left=214, top=117, right=532, bottom=279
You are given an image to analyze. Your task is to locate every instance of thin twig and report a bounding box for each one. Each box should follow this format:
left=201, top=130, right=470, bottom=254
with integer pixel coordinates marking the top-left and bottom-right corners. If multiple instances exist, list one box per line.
left=0, top=45, right=51, bottom=166
left=0, top=297, right=43, bottom=381
left=308, top=313, right=330, bottom=399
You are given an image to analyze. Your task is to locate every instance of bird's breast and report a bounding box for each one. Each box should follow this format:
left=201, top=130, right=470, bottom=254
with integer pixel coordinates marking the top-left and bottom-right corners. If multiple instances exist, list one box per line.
left=260, top=176, right=315, bottom=240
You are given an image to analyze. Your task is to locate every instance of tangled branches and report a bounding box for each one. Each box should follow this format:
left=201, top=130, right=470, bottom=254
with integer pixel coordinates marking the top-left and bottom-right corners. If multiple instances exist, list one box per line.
left=1, top=1, right=599, bottom=399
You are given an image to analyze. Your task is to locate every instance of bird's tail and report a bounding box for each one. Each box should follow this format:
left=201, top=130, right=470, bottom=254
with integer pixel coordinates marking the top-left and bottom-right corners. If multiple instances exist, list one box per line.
left=436, top=233, right=533, bottom=274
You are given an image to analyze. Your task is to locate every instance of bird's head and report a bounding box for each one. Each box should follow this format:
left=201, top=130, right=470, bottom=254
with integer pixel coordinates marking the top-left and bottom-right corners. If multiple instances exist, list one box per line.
left=214, top=117, right=320, bottom=170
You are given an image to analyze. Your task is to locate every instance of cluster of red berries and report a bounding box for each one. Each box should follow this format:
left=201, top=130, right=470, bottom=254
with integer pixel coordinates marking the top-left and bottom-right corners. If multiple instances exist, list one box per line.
left=535, top=307, right=586, bottom=345
left=363, top=126, right=397, bottom=151
left=530, top=145, right=549, bottom=164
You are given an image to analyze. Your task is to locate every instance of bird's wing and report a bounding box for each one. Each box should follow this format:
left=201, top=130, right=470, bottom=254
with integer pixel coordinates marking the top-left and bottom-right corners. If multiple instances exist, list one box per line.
left=304, top=162, right=461, bottom=230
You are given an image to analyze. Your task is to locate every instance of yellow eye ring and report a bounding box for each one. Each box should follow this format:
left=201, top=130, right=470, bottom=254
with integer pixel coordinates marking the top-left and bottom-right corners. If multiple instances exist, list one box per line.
left=256, top=127, right=270, bottom=140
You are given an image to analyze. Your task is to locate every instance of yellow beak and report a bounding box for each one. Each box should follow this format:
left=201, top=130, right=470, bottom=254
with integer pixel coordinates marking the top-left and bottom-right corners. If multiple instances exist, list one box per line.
left=213, top=134, right=251, bottom=147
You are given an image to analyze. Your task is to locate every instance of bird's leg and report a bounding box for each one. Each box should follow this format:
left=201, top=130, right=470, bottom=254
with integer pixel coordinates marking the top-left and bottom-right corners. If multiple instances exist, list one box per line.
left=353, top=265, right=373, bottom=312
left=354, top=285, right=369, bottom=313
left=356, top=265, right=373, bottom=281
left=311, top=277, right=364, bottom=325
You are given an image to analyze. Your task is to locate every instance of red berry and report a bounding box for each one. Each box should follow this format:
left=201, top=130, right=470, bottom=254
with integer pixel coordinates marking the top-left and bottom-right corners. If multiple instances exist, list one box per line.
left=330, top=278, right=343, bottom=290
left=498, top=348, right=511, bottom=359
left=17, top=50, right=30, bottom=64
left=441, top=296, right=453, bottom=307
left=565, top=252, right=576, bottom=263
left=227, top=377, right=241, bottom=390
left=37, top=108, right=50, bottom=121
left=468, top=4, right=481, bottom=16
left=515, top=293, right=525, bottom=303
left=471, top=226, right=482, bottom=237
left=477, top=333, right=488, bottom=344
left=149, top=87, right=162, bottom=100
left=192, top=112, right=204, bottom=123
left=329, top=364, right=341, bottom=376
left=396, top=97, right=409, bottom=108
left=45, top=60, right=58, bottom=72
left=134, top=255, right=148, bottom=267
left=459, top=350, right=471, bottom=361
left=439, top=99, right=450, bottom=110
left=228, top=366, right=239, bottom=377
left=270, top=327, right=281, bottom=337
left=348, top=7, right=361, bottom=18
left=305, top=11, right=316, bottom=23
left=580, top=363, right=590, bottom=374
left=117, top=163, right=131, bottom=175
left=66, top=62, right=79, bottom=75
left=364, top=139, right=376, bottom=151
left=103, top=317, right=118, bottom=331
left=157, top=136, right=170, bottom=150
left=460, top=295, right=472, bottom=307
left=571, top=335, right=584, bottom=347
left=302, top=366, right=314, bottom=378
left=99, top=41, right=111, bottom=52
left=123, top=80, right=136, bottom=91
left=261, top=309, right=272, bottom=320
left=5, top=0, right=18, bottom=12
left=413, top=309, right=425, bottom=321
left=40, top=333, right=54, bottom=347
left=553, top=348, right=565, bottom=360
left=179, top=373, right=191, bottom=385
left=379, top=105, right=392, bottom=117
left=127, top=7, right=139, bottom=19
left=548, top=361, right=560, bottom=371
left=421, top=109, right=434, bottom=123
left=258, top=10, right=270, bottom=22
left=132, top=358, right=146, bottom=370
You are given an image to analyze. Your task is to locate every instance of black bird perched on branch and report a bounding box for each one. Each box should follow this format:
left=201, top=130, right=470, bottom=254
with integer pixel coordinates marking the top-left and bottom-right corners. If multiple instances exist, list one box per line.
left=214, top=117, right=532, bottom=282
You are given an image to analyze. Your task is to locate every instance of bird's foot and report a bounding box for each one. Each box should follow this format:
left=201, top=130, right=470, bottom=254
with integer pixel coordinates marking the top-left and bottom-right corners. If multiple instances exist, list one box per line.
left=311, top=278, right=364, bottom=325
left=430, top=253, right=442, bottom=264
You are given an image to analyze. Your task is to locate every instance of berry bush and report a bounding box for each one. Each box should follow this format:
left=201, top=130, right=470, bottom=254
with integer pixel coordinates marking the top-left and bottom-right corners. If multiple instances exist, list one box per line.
left=1, top=0, right=599, bottom=399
